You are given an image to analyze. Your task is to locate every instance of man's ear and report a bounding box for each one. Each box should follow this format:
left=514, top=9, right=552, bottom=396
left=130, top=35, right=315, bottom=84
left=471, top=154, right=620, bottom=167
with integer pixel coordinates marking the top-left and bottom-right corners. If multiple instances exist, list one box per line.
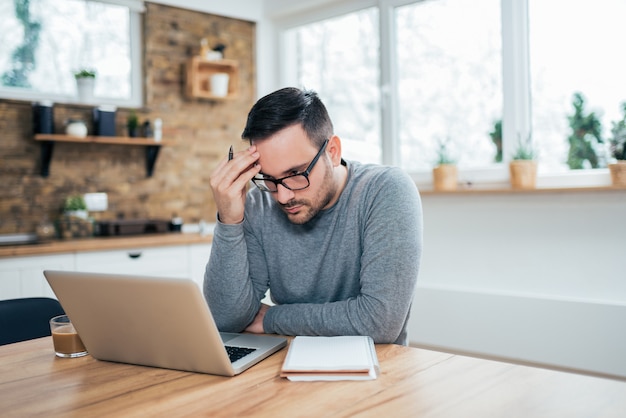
left=327, top=135, right=343, bottom=166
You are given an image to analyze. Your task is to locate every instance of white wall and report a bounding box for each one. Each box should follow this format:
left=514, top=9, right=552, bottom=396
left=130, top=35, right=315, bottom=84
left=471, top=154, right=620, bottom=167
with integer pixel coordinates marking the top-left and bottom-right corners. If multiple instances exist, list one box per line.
left=409, top=190, right=626, bottom=379
left=151, top=0, right=262, bottom=21
left=263, top=0, right=343, bottom=19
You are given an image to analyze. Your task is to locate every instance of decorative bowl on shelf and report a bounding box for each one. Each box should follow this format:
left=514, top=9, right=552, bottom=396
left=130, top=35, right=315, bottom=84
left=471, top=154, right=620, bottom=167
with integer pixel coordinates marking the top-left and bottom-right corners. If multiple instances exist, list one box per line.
left=65, top=119, right=88, bottom=138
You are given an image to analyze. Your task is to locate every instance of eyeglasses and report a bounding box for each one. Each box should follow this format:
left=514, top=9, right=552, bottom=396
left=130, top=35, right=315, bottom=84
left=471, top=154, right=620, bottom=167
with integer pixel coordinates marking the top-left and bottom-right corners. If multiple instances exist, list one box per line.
left=251, top=139, right=329, bottom=193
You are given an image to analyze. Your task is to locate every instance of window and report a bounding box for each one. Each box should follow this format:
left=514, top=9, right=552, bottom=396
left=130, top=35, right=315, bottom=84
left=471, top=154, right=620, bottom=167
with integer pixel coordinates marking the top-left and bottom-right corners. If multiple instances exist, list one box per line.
left=0, top=0, right=144, bottom=107
left=395, top=0, right=502, bottom=171
left=529, top=0, right=626, bottom=172
left=276, top=0, right=622, bottom=187
left=282, top=7, right=381, bottom=164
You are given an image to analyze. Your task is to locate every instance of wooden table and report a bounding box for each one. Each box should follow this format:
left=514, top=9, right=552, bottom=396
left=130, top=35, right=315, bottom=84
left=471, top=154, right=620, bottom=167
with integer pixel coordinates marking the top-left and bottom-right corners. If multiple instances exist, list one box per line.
left=1, top=337, right=625, bottom=417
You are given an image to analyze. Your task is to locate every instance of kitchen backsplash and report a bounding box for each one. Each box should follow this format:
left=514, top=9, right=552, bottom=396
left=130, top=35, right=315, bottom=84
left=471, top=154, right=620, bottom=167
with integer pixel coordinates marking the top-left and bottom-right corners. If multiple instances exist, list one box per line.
left=0, top=3, right=255, bottom=235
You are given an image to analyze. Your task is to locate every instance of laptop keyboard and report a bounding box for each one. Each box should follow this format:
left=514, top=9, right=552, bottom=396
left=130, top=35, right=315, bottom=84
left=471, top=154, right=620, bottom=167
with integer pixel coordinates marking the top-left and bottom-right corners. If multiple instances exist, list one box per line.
left=225, top=346, right=257, bottom=363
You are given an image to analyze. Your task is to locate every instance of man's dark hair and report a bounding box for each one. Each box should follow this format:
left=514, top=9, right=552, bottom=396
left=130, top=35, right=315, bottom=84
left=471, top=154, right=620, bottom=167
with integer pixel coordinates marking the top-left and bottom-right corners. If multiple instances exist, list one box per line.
left=241, top=87, right=333, bottom=147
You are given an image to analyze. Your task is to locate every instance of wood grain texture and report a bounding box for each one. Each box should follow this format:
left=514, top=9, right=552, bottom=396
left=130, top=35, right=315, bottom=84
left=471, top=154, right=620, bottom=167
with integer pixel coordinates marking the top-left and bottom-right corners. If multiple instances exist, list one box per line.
left=0, top=233, right=212, bottom=258
left=1, top=338, right=624, bottom=417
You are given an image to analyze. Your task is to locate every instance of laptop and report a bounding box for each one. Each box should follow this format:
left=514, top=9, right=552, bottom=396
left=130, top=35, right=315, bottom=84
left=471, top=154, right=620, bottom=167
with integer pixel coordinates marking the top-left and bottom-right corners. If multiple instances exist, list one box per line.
left=43, top=270, right=287, bottom=376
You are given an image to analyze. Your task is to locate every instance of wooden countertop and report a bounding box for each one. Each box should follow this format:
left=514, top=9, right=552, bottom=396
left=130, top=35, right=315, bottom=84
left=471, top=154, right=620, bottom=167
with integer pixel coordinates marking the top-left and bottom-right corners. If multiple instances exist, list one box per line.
left=0, top=233, right=213, bottom=258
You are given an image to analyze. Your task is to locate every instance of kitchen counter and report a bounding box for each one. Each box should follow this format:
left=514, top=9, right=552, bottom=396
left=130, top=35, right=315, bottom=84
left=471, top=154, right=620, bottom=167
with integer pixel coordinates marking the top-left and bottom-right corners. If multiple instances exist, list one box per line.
left=0, top=233, right=213, bottom=258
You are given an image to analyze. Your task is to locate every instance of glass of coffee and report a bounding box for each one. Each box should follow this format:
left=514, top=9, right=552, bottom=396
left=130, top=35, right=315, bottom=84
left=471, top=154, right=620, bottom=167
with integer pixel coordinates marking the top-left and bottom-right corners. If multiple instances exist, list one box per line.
left=50, top=315, right=88, bottom=358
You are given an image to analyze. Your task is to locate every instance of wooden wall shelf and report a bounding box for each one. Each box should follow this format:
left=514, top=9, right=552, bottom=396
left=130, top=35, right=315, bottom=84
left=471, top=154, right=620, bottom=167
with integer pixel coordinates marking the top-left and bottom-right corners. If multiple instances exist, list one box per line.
left=34, top=134, right=168, bottom=178
left=186, top=57, right=239, bottom=100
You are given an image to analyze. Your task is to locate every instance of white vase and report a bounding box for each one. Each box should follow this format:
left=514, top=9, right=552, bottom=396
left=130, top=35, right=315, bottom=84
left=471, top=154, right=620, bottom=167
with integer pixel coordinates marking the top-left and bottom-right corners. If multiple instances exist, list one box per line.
left=210, top=73, right=229, bottom=97
left=76, top=77, right=95, bottom=102
left=66, top=120, right=88, bottom=137
left=65, top=210, right=88, bottom=219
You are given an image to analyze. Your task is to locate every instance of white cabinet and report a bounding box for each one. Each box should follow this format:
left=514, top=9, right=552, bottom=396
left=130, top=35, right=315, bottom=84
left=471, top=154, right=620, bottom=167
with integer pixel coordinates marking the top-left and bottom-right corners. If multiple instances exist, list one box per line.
left=0, top=253, right=75, bottom=300
left=75, top=245, right=190, bottom=278
left=0, top=242, right=212, bottom=300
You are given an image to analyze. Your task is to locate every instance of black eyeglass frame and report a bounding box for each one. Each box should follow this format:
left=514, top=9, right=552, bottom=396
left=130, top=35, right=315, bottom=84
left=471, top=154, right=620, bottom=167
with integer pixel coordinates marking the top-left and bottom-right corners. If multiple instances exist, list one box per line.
left=251, top=139, right=329, bottom=193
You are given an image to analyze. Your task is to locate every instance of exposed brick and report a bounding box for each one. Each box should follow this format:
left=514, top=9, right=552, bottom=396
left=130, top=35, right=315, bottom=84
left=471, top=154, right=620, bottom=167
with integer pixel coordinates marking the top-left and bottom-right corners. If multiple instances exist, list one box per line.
left=0, top=3, right=255, bottom=234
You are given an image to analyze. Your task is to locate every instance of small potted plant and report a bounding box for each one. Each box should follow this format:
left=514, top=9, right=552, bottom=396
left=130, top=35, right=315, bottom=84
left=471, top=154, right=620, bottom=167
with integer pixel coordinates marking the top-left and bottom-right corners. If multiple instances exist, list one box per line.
left=608, top=102, right=626, bottom=187
left=74, top=69, right=96, bottom=102
left=509, top=134, right=538, bottom=189
left=432, top=139, right=457, bottom=191
left=127, top=110, right=139, bottom=137
left=63, top=194, right=88, bottom=219
left=60, top=194, right=93, bottom=239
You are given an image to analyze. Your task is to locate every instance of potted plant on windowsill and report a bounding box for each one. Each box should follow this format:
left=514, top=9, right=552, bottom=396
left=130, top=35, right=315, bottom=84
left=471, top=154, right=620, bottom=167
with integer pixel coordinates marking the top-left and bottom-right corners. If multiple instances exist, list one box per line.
left=509, top=135, right=538, bottom=189
left=74, top=69, right=96, bottom=102
left=608, top=102, right=626, bottom=187
left=432, top=139, right=458, bottom=191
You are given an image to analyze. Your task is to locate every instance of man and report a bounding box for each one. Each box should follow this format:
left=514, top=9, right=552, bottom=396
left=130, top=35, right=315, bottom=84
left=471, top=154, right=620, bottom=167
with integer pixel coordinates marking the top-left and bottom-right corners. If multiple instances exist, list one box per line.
left=205, top=87, right=422, bottom=345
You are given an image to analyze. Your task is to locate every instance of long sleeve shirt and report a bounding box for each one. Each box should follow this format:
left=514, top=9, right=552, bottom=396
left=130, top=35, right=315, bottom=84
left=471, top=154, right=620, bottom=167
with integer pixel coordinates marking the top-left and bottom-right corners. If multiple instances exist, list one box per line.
left=204, top=160, right=423, bottom=345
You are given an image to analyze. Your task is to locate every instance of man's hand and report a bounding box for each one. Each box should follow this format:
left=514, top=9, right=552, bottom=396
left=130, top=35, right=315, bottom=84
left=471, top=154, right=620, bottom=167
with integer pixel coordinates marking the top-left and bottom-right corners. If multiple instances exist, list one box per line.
left=244, top=303, right=270, bottom=334
left=209, top=146, right=261, bottom=224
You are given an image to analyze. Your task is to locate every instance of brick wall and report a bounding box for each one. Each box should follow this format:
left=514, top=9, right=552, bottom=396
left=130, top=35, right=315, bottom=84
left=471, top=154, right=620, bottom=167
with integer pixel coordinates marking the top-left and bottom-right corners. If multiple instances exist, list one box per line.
left=0, top=3, right=256, bottom=234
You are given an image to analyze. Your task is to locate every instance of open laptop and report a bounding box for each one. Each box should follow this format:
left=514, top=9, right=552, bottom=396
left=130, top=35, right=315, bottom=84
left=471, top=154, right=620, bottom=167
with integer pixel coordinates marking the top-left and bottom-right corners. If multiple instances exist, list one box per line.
left=43, top=270, right=287, bottom=376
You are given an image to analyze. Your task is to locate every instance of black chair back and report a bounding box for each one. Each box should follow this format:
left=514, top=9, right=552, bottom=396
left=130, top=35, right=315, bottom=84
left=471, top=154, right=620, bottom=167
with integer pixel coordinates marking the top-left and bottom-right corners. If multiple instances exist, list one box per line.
left=0, top=297, right=65, bottom=346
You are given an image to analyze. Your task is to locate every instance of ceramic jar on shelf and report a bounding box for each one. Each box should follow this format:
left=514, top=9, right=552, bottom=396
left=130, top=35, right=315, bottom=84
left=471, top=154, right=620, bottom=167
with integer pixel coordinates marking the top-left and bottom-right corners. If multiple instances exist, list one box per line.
left=65, top=119, right=88, bottom=138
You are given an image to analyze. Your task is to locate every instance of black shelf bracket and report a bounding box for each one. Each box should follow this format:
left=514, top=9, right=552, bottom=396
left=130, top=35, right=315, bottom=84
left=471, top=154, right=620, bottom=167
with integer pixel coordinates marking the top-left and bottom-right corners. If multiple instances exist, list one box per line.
left=40, top=141, right=55, bottom=177
left=146, top=145, right=162, bottom=177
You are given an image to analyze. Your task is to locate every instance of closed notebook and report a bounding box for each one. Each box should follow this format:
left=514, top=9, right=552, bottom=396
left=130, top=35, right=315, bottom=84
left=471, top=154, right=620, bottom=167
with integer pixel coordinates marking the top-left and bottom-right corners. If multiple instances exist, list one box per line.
left=280, top=336, right=380, bottom=381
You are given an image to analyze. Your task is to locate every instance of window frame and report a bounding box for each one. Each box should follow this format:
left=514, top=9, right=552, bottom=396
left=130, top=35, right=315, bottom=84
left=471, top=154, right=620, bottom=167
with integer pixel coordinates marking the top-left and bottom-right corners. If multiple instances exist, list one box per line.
left=0, top=0, right=145, bottom=108
left=273, top=0, right=612, bottom=189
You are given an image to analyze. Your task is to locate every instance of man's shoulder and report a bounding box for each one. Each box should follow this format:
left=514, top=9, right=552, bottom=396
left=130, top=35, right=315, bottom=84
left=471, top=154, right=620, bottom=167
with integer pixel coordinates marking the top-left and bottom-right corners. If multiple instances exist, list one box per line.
left=349, top=161, right=416, bottom=192
left=350, top=160, right=408, bottom=176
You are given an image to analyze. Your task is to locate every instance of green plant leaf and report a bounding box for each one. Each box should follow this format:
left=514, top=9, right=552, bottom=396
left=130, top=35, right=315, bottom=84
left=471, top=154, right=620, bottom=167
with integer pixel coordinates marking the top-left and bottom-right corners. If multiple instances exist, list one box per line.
left=74, top=69, right=96, bottom=78
left=512, top=134, right=537, bottom=160
left=63, top=195, right=87, bottom=211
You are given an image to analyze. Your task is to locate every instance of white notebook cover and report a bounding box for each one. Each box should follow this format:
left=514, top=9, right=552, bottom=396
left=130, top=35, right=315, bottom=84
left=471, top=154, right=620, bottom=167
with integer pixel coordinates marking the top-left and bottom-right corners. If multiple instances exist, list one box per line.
left=280, top=336, right=380, bottom=381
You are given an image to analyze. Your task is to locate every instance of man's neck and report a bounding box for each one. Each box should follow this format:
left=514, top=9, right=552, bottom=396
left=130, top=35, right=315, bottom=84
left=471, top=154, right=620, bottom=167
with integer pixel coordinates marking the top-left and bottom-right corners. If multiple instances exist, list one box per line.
left=326, top=161, right=349, bottom=209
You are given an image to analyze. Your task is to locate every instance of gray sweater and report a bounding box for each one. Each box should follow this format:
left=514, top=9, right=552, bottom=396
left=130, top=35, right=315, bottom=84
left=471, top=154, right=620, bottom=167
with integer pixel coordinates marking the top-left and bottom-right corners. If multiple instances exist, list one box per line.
left=204, top=161, right=422, bottom=344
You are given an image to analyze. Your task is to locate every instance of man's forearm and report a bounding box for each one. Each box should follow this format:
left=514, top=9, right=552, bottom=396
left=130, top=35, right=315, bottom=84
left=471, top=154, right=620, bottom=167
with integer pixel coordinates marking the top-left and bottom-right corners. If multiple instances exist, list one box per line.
left=204, top=223, right=261, bottom=331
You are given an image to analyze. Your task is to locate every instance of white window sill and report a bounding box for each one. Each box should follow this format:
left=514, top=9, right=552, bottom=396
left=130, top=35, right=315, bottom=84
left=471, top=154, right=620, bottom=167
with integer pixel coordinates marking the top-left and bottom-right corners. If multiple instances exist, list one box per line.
left=411, top=166, right=617, bottom=193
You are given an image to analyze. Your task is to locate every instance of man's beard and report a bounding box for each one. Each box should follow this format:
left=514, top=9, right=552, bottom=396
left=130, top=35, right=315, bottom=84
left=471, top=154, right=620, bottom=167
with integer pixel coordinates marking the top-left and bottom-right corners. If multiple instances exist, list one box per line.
left=281, top=160, right=336, bottom=225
